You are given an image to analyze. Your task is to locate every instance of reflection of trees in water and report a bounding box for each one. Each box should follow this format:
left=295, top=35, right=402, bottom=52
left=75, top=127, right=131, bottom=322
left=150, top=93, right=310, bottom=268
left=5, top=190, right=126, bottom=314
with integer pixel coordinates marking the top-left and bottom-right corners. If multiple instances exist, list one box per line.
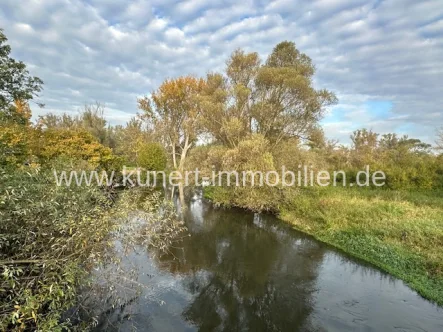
left=153, top=200, right=328, bottom=331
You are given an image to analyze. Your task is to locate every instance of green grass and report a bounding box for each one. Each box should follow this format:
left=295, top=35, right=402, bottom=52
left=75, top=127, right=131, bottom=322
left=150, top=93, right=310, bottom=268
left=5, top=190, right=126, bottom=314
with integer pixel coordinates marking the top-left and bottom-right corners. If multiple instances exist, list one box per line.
left=280, top=187, right=443, bottom=306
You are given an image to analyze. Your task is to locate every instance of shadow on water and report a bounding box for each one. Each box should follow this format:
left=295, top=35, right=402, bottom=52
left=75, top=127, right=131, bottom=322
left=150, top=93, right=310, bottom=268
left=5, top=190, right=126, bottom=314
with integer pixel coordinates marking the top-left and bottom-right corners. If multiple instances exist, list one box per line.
left=94, top=193, right=443, bottom=332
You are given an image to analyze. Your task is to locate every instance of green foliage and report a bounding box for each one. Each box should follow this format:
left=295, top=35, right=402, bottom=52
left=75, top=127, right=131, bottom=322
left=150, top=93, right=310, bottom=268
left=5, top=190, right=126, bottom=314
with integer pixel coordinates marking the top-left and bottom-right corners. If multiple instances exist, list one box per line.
left=200, top=41, right=337, bottom=147
left=34, top=128, right=123, bottom=171
left=38, top=103, right=119, bottom=149
left=0, top=29, right=43, bottom=121
left=0, top=166, right=114, bottom=330
left=0, top=166, right=185, bottom=331
left=190, top=135, right=284, bottom=211
left=78, top=103, right=109, bottom=145
left=0, top=29, right=42, bottom=168
left=0, top=29, right=188, bottom=332
left=138, top=76, right=206, bottom=171
left=0, top=122, right=30, bottom=167
left=113, top=117, right=152, bottom=165
left=348, top=129, right=440, bottom=190
left=137, top=142, right=167, bottom=171
left=197, top=126, right=443, bottom=305
left=2, top=25, right=442, bottom=321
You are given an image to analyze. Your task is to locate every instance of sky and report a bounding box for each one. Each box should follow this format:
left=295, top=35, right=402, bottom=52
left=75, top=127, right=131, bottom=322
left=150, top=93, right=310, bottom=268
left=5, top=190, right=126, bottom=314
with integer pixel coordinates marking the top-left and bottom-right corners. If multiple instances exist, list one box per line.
left=1, top=0, right=442, bottom=144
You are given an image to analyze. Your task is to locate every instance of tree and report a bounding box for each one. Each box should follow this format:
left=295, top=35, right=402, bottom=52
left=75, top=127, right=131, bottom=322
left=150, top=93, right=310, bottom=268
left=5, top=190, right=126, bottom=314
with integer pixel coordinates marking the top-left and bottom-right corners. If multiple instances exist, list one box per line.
left=113, top=116, right=152, bottom=165
left=199, top=50, right=260, bottom=147
left=0, top=99, right=36, bottom=166
left=79, top=103, right=108, bottom=145
left=201, top=41, right=337, bottom=147
left=379, top=133, right=431, bottom=155
left=0, top=121, right=29, bottom=166
left=138, top=76, right=206, bottom=172
left=37, top=112, right=77, bottom=129
left=349, top=128, right=379, bottom=167
left=379, top=133, right=400, bottom=150
left=306, top=126, right=339, bottom=151
left=351, top=129, right=378, bottom=151
left=397, top=137, right=431, bottom=154
left=37, top=103, right=118, bottom=148
left=0, top=30, right=43, bottom=167
left=138, top=76, right=206, bottom=201
left=0, top=29, right=43, bottom=123
left=253, top=41, right=337, bottom=144
left=137, top=142, right=167, bottom=171
left=200, top=72, right=239, bottom=146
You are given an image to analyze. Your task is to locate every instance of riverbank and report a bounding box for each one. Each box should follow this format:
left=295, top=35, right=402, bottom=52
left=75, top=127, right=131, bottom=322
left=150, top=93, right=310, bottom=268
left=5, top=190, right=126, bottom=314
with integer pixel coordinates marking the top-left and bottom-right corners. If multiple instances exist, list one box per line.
left=205, top=186, right=443, bottom=306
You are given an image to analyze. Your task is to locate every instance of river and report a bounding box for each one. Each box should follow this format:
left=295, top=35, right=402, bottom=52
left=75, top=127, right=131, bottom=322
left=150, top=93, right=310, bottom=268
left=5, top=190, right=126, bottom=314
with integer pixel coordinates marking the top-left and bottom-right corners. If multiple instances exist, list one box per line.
left=94, top=194, right=443, bottom=331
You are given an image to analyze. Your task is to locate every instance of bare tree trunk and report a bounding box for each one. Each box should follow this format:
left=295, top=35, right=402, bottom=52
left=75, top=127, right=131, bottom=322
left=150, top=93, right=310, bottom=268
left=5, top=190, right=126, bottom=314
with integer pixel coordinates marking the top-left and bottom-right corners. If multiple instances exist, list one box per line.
left=177, top=136, right=190, bottom=206
left=170, top=185, right=175, bottom=200
left=170, top=140, right=178, bottom=202
left=178, top=182, right=185, bottom=206
left=171, top=143, right=177, bottom=169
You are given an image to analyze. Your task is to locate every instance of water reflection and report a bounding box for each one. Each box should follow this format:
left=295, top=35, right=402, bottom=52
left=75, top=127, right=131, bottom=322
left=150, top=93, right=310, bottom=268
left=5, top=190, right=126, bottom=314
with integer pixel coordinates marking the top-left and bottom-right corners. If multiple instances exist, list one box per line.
left=95, top=195, right=443, bottom=332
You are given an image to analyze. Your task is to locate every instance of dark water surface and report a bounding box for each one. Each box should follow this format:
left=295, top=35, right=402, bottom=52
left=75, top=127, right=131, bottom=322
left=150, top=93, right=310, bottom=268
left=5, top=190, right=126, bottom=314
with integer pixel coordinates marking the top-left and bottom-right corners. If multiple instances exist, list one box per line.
left=97, top=195, right=443, bottom=331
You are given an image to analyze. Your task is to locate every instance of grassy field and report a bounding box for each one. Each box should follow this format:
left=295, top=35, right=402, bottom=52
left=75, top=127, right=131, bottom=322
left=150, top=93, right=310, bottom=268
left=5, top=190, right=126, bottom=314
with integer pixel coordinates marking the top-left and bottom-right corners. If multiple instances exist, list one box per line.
left=280, top=187, right=443, bottom=306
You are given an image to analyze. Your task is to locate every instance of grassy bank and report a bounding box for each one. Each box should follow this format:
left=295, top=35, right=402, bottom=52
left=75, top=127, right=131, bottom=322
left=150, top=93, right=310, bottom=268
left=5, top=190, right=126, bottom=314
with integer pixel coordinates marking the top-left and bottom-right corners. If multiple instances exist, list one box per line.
left=282, top=188, right=443, bottom=306
left=206, top=186, right=443, bottom=306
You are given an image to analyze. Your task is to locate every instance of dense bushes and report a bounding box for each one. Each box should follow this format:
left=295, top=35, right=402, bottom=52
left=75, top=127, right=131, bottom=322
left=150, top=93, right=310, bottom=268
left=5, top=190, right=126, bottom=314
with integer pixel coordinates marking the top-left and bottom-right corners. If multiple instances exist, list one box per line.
left=33, top=128, right=123, bottom=171
left=136, top=142, right=167, bottom=171
left=0, top=164, right=186, bottom=330
left=1, top=29, right=182, bottom=330
left=0, top=166, right=115, bottom=330
left=0, top=122, right=31, bottom=166
left=189, top=128, right=443, bottom=213
left=189, top=135, right=282, bottom=211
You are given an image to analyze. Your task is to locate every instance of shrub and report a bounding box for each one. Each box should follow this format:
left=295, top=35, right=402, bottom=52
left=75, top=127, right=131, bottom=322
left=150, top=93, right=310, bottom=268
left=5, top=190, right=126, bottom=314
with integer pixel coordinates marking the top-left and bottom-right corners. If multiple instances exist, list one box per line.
left=0, top=165, right=185, bottom=330
left=0, top=166, right=114, bottom=330
left=34, top=128, right=123, bottom=171
left=136, top=142, right=167, bottom=171
left=0, top=122, right=31, bottom=167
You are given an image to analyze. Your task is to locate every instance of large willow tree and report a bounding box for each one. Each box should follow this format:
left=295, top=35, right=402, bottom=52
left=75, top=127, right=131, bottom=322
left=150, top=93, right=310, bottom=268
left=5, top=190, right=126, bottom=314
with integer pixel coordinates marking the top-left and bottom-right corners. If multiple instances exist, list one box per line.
left=201, top=41, right=337, bottom=147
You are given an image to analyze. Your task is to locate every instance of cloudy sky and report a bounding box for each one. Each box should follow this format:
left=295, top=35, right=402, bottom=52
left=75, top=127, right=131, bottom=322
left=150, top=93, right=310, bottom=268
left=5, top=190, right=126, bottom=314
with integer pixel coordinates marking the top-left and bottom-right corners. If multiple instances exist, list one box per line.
left=1, top=0, right=442, bottom=144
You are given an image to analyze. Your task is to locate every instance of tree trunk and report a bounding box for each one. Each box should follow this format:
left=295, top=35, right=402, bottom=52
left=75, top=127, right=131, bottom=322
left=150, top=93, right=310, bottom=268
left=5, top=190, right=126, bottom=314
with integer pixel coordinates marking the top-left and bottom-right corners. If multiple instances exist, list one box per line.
left=177, top=135, right=190, bottom=206
left=178, top=181, right=185, bottom=206
left=170, top=185, right=175, bottom=200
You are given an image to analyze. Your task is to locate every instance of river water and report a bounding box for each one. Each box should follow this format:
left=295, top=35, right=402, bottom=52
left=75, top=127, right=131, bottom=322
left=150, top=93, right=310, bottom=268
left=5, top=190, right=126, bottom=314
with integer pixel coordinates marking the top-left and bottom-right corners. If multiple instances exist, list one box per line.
left=95, top=195, right=443, bottom=331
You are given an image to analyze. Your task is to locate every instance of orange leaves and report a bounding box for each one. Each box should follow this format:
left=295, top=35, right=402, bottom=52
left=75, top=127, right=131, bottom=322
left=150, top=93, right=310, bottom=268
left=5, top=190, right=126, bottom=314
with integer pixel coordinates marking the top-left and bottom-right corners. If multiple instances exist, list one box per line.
left=137, top=75, right=207, bottom=160
left=14, top=99, right=32, bottom=125
left=35, top=128, right=118, bottom=169
left=156, top=76, right=205, bottom=98
left=0, top=122, right=30, bottom=165
left=139, top=75, right=205, bottom=116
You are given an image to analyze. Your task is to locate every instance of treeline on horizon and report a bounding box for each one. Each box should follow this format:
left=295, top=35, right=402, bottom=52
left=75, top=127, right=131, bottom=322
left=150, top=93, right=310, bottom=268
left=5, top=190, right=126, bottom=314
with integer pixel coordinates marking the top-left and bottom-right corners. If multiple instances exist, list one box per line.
left=1, top=26, right=442, bottom=195
left=2, top=31, right=443, bottom=215
left=4, top=51, right=442, bottom=193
